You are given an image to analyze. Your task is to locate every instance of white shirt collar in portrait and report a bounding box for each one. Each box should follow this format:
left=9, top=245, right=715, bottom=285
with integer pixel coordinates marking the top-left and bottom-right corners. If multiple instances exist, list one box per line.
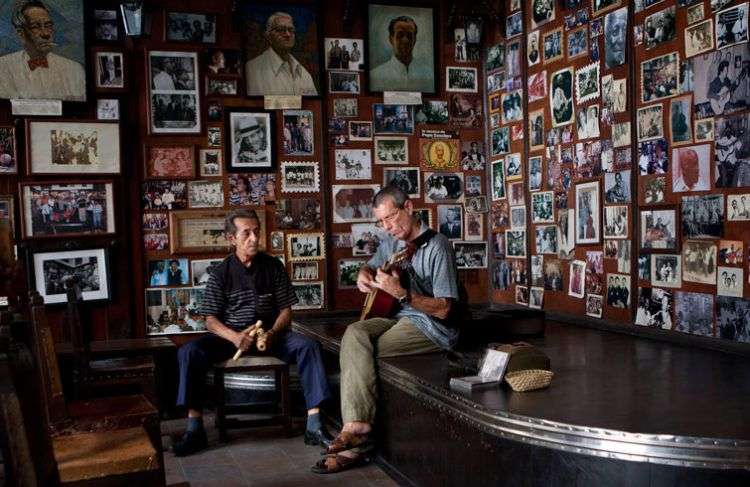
left=0, top=50, right=85, bottom=101
left=370, top=55, right=433, bottom=92
left=245, top=47, right=318, bottom=96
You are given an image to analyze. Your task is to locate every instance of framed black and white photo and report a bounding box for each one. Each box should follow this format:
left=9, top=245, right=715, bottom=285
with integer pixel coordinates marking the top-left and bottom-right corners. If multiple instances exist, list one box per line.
left=715, top=113, right=750, bottom=188
left=727, top=193, right=750, bottom=221
left=351, top=223, right=385, bottom=256
left=165, top=12, right=217, bottom=43
left=535, top=225, right=558, bottom=254
left=603, top=205, right=628, bottom=239
left=97, top=99, right=120, bottom=121
left=446, top=67, right=478, bottom=93
left=682, top=194, right=724, bottom=238
left=603, top=7, right=627, bottom=68
left=338, top=259, right=366, bottom=289
left=604, top=170, right=631, bottom=203
left=373, top=104, right=414, bottom=134
left=292, top=261, right=319, bottom=281
left=464, top=195, right=488, bottom=214
left=527, top=30, right=540, bottom=66
left=333, top=98, right=358, bottom=118
left=276, top=198, right=321, bottom=230
left=281, top=161, right=320, bottom=193
left=335, top=149, right=372, bottom=180
left=287, top=233, right=325, bottom=262
left=292, top=281, right=324, bottom=310
left=575, top=62, right=600, bottom=103
left=717, top=266, right=744, bottom=297
left=368, top=3, right=436, bottom=93
left=32, top=247, right=110, bottom=304
left=383, top=167, right=420, bottom=198
left=651, top=254, right=682, bottom=288
left=374, top=136, right=408, bottom=164
left=187, top=180, right=224, bottom=208
left=675, top=291, right=713, bottom=337
left=634, top=287, right=673, bottom=329
left=531, top=191, right=554, bottom=223
left=592, top=0, right=622, bottom=17
left=640, top=52, right=679, bottom=103
left=325, top=38, right=365, bottom=71
left=464, top=212, right=483, bottom=240
left=575, top=181, right=600, bottom=244
left=644, top=6, right=676, bottom=49
left=500, top=89, right=523, bottom=124
left=94, top=9, right=119, bottom=41
left=95, top=51, right=125, bottom=89
left=424, top=172, right=464, bottom=204
left=505, top=229, right=527, bottom=258
left=191, top=258, right=222, bottom=286
left=148, top=51, right=201, bottom=134
left=206, top=77, right=238, bottom=96
left=685, top=19, right=715, bottom=58
left=199, top=149, right=222, bottom=177
left=26, top=120, right=121, bottom=175
left=506, top=11, right=523, bottom=38
left=682, top=240, right=717, bottom=284
left=715, top=3, right=749, bottom=50
left=530, top=0, right=555, bottom=29
left=636, top=104, right=664, bottom=141
left=454, top=242, right=488, bottom=269
left=329, top=71, right=361, bottom=94
left=567, top=26, right=588, bottom=59
left=282, top=110, right=314, bottom=156
left=437, top=204, right=463, bottom=240
left=550, top=67, right=574, bottom=128
left=605, top=273, right=631, bottom=308
left=349, top=121, right=373, bottom=141
left=270, top=231, right=285, bottom=252
left=227, top=111, right=274, bottom=172
left=543, top=28, right=563, bottom=64
left=332, top=184, right=378, bottom=223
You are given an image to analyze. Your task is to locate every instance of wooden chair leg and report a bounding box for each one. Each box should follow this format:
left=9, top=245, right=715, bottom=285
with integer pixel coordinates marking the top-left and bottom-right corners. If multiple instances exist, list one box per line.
left=279, top=368, right=292, bottom=436
left=214, top=369, right=227, bottom=443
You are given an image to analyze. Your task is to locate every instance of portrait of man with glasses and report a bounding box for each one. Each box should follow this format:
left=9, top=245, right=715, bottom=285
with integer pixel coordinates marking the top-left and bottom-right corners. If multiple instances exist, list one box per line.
left=0, top=0, right=86, bottom=101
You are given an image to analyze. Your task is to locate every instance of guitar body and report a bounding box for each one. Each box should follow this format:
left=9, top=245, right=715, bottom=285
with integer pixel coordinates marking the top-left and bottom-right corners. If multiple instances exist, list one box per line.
left=360, top=289, right=399, bottom=321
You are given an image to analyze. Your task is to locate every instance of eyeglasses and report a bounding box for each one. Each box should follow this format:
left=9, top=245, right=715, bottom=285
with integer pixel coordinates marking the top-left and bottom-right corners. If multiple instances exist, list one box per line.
left=27, top=21, right=54, bottom=32
left=271, top=26, right=296, bottom=34
left=375, top=207, right=403, bottom=229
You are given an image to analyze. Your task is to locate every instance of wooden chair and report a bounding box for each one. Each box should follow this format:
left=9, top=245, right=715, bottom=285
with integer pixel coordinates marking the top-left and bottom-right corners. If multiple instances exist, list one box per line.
left=213, top=356, right=292, bottom=442
left=6, top=292, right=167, bottom=486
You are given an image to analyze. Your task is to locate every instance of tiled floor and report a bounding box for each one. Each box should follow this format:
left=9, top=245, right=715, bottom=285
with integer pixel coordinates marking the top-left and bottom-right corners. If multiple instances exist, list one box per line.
left=162, top=415, right=398, bottom=487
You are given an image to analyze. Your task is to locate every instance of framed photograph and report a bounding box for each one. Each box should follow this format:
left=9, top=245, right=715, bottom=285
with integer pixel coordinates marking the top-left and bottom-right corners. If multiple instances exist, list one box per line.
left=165, top=12, right=216, bottom=43
left=715, top=113, right=750, bottom=188
left=32, top=248, right=110, bottom=304
left=287, top=233, right=325, bottom=261
left=569, top=260, right=586, bottom=298
left=292, top=261, right=319, bottom=281
left=576, top=105, right=600, bottom=140
left=675, top=291, right=713, bottom=337
left=383, top=167, right=420, bottom=198
left=592, top=0, right=621, bottom=17
left=199, top=149, right=223, bottom=177
left=490, top=127, right=510, bottom=156
left=143, top=181, right=187, bottom=211
left=728, top=193, right=750, bottom=221
left=26, top=120, right=120, bottom=175
left=335, top=149, right=372, bottom=180
left=170, top=210, right=238, bottom=254
left=603, top=205, right=628, bottom=239
left=144, top=145, right=194, bottom=179
left=145, top=287, right=206, bottom=335
left=97, top=99, right=120, bottom=121
left=486, top=43, right=505, bottom=72
left=349, top=121, right=373, bottom=141
left=636, top=104, right=664, bottom=142
left=20, top=181, right=115, bottom=239
left=147, top=258, right=189, bottom=287
left=651, top=254, right=682, bottom=288
left=206, top=77, right=238, bottom=96
left=527, top=71, right=547, bottom=103
left=575, top=181, right=600, bottom=244
left=368, top=3, right=436, bottom=93
left=464, top=195, right=488, bottom=215
left=500, top=89, right=523, bottom=124
left=506, top=11, right=523, bottom=38
left=672, top=145, right=710, bottom=192
left=337, top=259, right=366, bottom=288
left=329, top=71, right=361, bottom=94
left=685, top=19, right=714, bottom=58
left=424, top=172, right=464, bottom=204
left=144, top=233, right=169, bottom=252
left=449, top=94, right=482, bottom=128
left=446, top=67, right=477, bottom=93
left=204, top=49, right=242, bottom=75
left=94, top=9, right=119, bottom=41
left=0, top=195, right=14, bottom=237
left=460, top=141, right=486, bottom=171
left=687, top=4, right=705, bottom=25
left=268, top=231, right=285, bottom=253
left=718, top=266, right=744, bottom=297
left=542, top=28, right=563, bottom=64
left=515, top=286, right=529, bottom=306
left=718, top=240, right=743, bottom=265
left=641, top=52, right=679, bottom=103
left=207, top=127, right=222, bottom=147
left=0, top=1, right=86, bottom=102
left=334, top=98, right=359, bottom=118
left=332, top=185, right=378, bottom=223
left=351, top=223, right=385, bottom=256
left=228, top=173, right=275, bottom=206
left=669, top=96, right=693, bottom=146
left=95, top=51, right=125, bottom=89
left=644, top=6, right=675, bottom=50
left=634, top=287, right=673, bottom=328
left=715, top=3, right=749, bottom=50
left=191, top=258, right=222, bottom=286
left=187, top=180, right=224, bottom=209
left=694, top=118, right=714, bottom=142
left=491, top=159, right=506, bottom=201
left=374, top=136, right=408, bottom=164
left=606, top=273, right=631, bottom=308
left=291, top=281, right=324, bottom=310
left=437, top=204, right=463, bottom=240
left=454, top=242, right=488, bottom=269
left=535, top=225, right=558, bottom=254
left=465, top=174, right=482, bottom=197
left=148, top=51, right=200, bottom=134
left=276, top=198, right=321, bottom=230
left=373, top=104, right=414, bottom=134
left=567, top=26, right=588, bottom=60
left=281, top=161, right=320, bottom=193
left=0, top=126, right=17, bottom=174
left=420, top=139, right=459, bottom=170
left=227, top=111, right=274, bottom=172
left=682, top=240, right=717, bottom=284
left=575, top=62, right=600, bottom=104
left=604, top=170, right=631, bottom=203
left=550, top=67, right=574, bottom=128
left=325, top=38, right=365, bottom=71
left=505, top=230, right=526, bottom=258
left=682, top=194, right=724, bottom=238
left=464, top=212, right=484, bottom=240
left=531, top=191, right=554, bottom=224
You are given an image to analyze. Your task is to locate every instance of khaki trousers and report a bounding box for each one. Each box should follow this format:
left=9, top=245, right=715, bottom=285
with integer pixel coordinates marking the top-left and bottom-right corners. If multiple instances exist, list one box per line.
left=339, top=317, right=441, bottom=424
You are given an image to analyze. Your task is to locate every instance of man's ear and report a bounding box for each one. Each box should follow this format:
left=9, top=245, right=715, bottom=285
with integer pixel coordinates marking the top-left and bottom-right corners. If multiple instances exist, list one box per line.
left=403, top=199, right=414, bottom=213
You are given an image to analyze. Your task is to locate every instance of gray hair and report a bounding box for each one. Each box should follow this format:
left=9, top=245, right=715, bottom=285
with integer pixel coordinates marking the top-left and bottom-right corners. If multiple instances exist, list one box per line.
left=224, top=209, right=260, bottom=235
left=372, top=185, right=409, bottom=209
left=265, top=12, right=293, bottom=33
left=12, top=0, right=48, bottom=29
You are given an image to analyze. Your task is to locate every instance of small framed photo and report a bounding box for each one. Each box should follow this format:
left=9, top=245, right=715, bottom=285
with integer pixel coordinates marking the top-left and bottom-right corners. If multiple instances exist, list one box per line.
left=292, top=261, right=319, bottom=281
left=446, top=67, right=478, bottom=93
left=374, top=136, right=408, bottom=164
left=413, top=208, right=433, bottom=228
left=142, top=181, right=187, bottom=210
left=287, top=233, right=326, bottom=261
left=31, top=247, right=111, bottom=304
left=567, top=26, right=588, bottom=59
left=0, top=126, right=17, bottom=175
left=337, top=259, right=366, bottom=289
left=715, top=3, right=749, bottom=50
left=332, top=184, right=378, bottom=223
left=437, top=204, right=463, bottom=240
left=717, top=266, right=744, bottom=297
left=270, top=231, right=285, bottom=252
left=276, top=198, right=322, bottom=230
left=349, top=121, right=373, bottom=142
left=603, top=205, right=628, bottom=239
left=206, top=77, right=238, bottom=96
left=464, top=213, right=484, bottom=240
left=334, top=98, right=359, bottom=118
left=606, top=273, right=631, bottom=308
left=424, top=172, right=464, bottom=204
left=669, top=95, right=693, bottom=146
left=683, top=240, right=717, bottom=284
left=515, top=286, right=529, bottom=306
left=637, top=104, right=664, bottom=142
left=543, top=28, right=563, bottom=64
left=94, top=9, right=119, bottom=41
left=0, top=195, right=15, bottom=237
left=464, top=195, right=488, bottom=214
left=335, top=149, right=372, bottom=180
left=281, top=161, right=320, bottom=193
left=199, top=149, right=223, bottom=177
left=718, top=240, right=743, bottom=265
left=329, top=71, right=361, bottom=94
left=282, top=110, right=315, bottom=156
left=640, top=52, right=679, bottom=103
left=143, top=212, right=168, bottom=232
left=454, top=242, right=488, bottom=269
left=506, top=11, right=523, bottom=38
left=510, top=205, right=526, bottom=229
left=650, top=254, right=682, bottom=288
left=569, top=260, right=586, bottom=299
left=187, top=180, right=224, bottom=208
left=227, top=111, right=274, bottom=172
left=207, top=127, right=222, bottom=147
left=204, top=49, right=242, bottom=75
left=291, top=281, right=324, bottom=310
left=694, top=118, right=714, bottom=142
left=144, top=145, right=195, bottom=179
left=535, top=225, right=558, bottom=254
left=640, top=209, right=677, bottom=251
left=147, top=258, right=189, bottom=287
left=148, top=51, right=201, bottom=134
left=20, top=181, right=116, bottom=239
left=685, top=19, right=714, bottom=58
left=383, top=167, right=420, bottom=198
left=95, top=51, right=125, bottom=89
left=165, top=12, right=217, bottom=43
left=373, top=104, right=414, bottom=135
left=97, top=99, right=120, bottom=121
left=585, top=294, right=603, bottom=317
left=169, top=210, right=239, bottom=254
left=191, top=258, right=222, bottom=286
left=531, top=191, right=554, bottom=223
left=351, top=223, right=385, bottom=256
left=145, top=287, right=207, bottom=335
left=26, top=120, right=121, bottom=175
left=528, top=287, right=544, bottom=309
left=420, top=139, right=460, bottom=170
left=505, top=229, right=527, bottom=258
left=592, top=0, right=621, bottom=17
left=500, top=89, right=523, bottom=124
left=226, top=173, right=275, bottom=206
left=325, top=38, right=365, bottom=71
left=575, top=181, right=601, bottom=244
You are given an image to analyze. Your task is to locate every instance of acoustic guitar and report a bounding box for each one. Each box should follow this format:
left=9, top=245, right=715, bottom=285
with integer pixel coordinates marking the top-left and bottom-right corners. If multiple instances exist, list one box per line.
left=359, top=246, right=414, bottom=321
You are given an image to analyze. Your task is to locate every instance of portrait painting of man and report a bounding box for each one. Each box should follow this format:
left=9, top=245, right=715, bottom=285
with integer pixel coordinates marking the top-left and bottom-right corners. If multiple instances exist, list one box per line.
left=237, top=2, right=320, bottom=96
left=368, top=3, right=436, bottom=93
left=0, top=0, right=86, bottom=101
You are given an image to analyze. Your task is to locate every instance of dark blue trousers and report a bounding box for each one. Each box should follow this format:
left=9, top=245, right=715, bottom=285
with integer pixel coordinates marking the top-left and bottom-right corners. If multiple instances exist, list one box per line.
left=176, top=330, right=331, bottom=411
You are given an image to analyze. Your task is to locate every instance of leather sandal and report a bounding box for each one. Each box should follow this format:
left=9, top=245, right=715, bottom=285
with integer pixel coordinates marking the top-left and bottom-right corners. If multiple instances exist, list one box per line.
left=323, top=430, right=373, bottom=455
left=311, top=454, right=369, bottom=474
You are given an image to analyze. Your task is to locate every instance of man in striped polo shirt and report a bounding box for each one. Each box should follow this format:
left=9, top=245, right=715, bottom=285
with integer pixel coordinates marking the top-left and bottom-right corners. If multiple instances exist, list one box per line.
left=173, top=209, right=332, bottom=456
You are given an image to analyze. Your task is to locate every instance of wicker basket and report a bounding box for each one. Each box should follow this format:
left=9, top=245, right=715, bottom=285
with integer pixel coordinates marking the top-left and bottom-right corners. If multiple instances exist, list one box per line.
left=504, top=369, right=554, bottom=392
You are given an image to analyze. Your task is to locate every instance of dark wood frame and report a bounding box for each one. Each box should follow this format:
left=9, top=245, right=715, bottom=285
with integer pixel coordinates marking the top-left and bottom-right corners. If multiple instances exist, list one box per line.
left=224, top=109, right=277, bottom=173
left=163, top=10, right=218, bottom=44
left=143, top=144, right=196, bottom=180
left=93, top=49, right=128, bottom=91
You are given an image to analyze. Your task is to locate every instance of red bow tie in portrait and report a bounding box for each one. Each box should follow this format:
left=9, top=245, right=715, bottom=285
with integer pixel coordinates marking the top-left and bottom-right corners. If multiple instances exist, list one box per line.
left=28, top=57, right=49, bottom=70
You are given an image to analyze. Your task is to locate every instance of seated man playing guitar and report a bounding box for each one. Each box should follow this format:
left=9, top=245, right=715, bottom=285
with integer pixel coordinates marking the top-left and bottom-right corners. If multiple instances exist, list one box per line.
left=313, top=186, right=464, bottom=474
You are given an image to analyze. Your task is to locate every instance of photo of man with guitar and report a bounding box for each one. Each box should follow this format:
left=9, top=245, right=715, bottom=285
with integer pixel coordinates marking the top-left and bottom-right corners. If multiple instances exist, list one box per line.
left=312, top=186, right=466, bottom=474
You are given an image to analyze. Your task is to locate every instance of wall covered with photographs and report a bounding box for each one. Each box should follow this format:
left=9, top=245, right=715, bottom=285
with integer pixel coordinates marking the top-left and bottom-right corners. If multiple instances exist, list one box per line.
left=489, top=0, right=750, bottom=347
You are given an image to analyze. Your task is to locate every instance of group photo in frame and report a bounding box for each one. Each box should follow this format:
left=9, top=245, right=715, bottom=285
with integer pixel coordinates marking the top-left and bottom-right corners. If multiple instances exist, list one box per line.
left=287, top=232, right=326, bottom=261
left=367, top=3, right=436, bottom=93
left=280, top=161, right=320, bottom=193
left=144, top=145, right=195, bottom=179
left=332, top=184, right=378, bottom=223
left=291, top=281, right=324, bottom=310
left=26, top=120, right=121, bottom=175
left=20, top=181, right=116, bottom=239
left=165, top=11, right=217, bottom=44
left=148, top=50, right=201, bottom=134
left=145, top=287, right=207, bottom=335
left=237, top=2, right=321, bottom=96
left=170, top=210, right=245, bottom=254
left=227, top=111, right=274, bottom=172
left=31, top=247, right=111, bottom=304
left=374, top=136, right=408, bottom=164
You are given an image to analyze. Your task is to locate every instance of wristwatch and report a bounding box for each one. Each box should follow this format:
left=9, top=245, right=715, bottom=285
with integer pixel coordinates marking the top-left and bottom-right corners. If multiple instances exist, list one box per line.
left=398, top=290, right=411, bottom=305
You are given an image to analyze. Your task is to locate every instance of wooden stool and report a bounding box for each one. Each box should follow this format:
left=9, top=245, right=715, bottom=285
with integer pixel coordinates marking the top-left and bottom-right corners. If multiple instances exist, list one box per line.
left=213, top=356, right=292, bottom=442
